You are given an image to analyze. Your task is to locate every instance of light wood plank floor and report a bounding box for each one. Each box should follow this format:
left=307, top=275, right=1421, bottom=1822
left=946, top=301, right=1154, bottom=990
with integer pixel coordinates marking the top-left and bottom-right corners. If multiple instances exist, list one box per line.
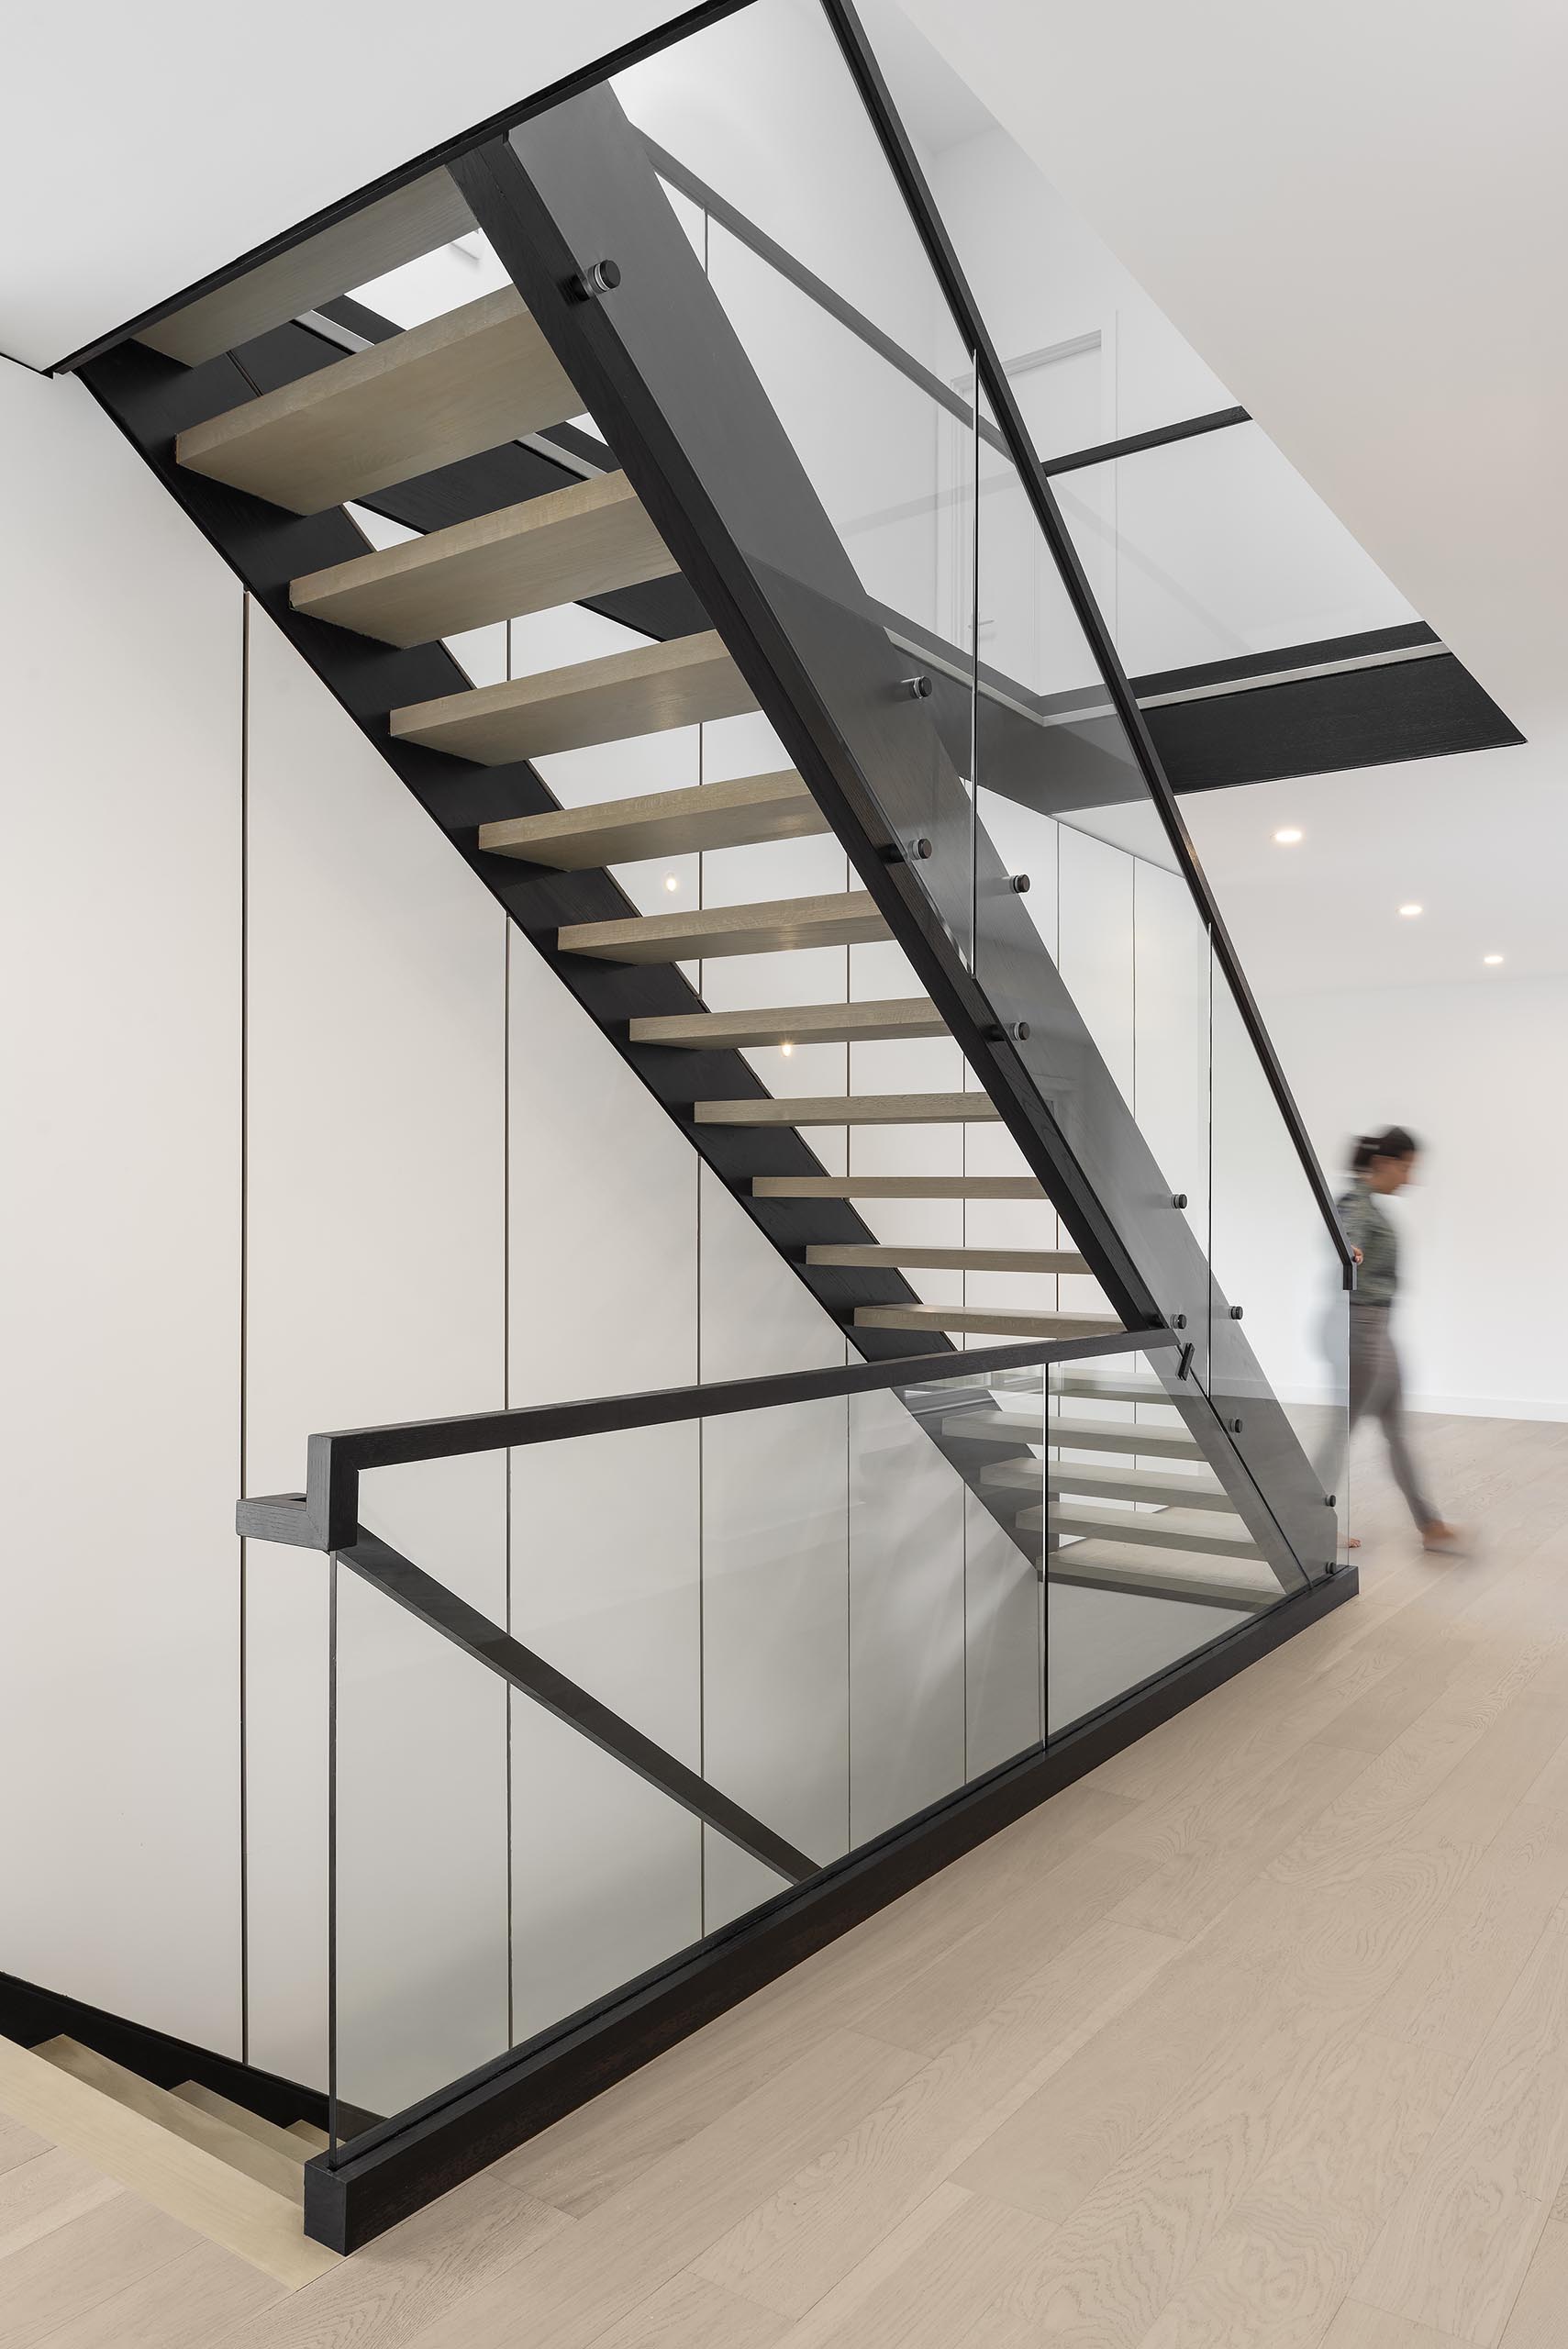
left=6, top=1410, right=1568, bottom=2349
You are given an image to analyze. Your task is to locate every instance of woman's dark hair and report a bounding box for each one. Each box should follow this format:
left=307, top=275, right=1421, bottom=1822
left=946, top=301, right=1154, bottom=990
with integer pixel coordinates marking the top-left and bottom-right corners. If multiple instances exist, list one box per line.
left=1351, top=1125, right=1418, bottom=1172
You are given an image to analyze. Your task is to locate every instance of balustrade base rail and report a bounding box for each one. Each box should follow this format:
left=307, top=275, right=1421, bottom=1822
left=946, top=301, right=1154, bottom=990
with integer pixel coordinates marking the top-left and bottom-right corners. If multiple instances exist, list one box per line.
left=306, top=1565, right=1355, bottom=2252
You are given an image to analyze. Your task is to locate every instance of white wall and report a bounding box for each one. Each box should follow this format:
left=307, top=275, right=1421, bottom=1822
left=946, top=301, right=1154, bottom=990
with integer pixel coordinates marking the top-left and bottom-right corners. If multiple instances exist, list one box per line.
left=0, top=362, right=243, bottom=2054
left=1259, top=976, right=1568, bottom=1422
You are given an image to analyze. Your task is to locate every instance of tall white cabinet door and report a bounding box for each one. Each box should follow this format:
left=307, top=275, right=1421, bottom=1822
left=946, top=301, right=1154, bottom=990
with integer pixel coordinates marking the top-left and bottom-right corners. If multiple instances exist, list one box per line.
left=506, top=933, right=703, bottom=2043
left=0, top=370, right=244, bottom=2052
left=243, top=610, right=508, bottom=2101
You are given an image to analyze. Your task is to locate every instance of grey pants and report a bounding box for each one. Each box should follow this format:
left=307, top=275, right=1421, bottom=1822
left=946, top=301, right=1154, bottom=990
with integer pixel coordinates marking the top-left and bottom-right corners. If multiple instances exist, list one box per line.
left=1348, top=1306, right=1436, bottom=1530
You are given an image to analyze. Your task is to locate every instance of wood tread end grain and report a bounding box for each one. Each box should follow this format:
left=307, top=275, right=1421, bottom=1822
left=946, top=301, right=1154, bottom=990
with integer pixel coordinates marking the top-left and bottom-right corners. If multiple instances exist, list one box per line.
left=480, top=770, right=820, bottom=868
left=391, top=628, right=756, bottom=764
left=855, top=1305, right=1122, bottom=1339
left=753, top=1174, right=1047, bottom=1200
left=1041, top=1534, right=1284, bottom=1608
left=633, top=996, right=944, bottom=1049
left=940, top=1409, right=1204, bottom=1458
left=695, top=1093, right=998, bottom=1129
left=560, top=889, right=887, bottom=964
left=806, top=1244, right=1088, bottom=1274
left=292, top=468, right=679, bottom=645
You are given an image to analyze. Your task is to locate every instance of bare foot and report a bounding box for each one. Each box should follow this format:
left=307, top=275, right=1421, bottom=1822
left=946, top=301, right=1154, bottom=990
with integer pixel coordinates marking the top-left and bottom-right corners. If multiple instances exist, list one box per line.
left=1421, top=1520, right=1467, bottom=1554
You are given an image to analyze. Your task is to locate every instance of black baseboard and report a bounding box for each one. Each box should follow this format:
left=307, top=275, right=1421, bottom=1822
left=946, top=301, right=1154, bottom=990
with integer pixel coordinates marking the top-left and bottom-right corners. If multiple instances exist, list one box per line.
left=0, top=1970, right=330, bottom=2133
left=307, top=1566, right=1357, bottom=2253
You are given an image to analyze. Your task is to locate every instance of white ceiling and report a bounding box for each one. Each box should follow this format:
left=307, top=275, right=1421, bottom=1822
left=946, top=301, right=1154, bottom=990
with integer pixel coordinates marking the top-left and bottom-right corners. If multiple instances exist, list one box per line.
left=1, top=0, right=692, bottom=371
left=897, top=0, right=1568, bottom=983
left=1183, top=739, right=1568, bottom=996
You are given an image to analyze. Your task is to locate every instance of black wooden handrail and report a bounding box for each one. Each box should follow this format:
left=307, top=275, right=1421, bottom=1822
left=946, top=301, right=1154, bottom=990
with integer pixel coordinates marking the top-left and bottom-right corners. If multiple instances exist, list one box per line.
left=239, top=1327, right=1173, bottom=1554
left=241, top=1328, right=1176, bottom=1888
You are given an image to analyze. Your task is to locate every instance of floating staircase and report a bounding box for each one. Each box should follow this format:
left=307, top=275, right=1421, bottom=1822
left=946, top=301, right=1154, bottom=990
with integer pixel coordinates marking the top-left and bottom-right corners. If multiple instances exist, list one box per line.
left=105, top=227, right=1288, bottom=1620
left=84, top=136, right=1328, bottom=1729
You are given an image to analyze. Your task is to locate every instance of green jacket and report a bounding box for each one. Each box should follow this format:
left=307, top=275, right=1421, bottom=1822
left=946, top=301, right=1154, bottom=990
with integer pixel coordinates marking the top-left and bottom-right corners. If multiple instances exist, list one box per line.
left=1340, top=1176, right=1398, bottom=1307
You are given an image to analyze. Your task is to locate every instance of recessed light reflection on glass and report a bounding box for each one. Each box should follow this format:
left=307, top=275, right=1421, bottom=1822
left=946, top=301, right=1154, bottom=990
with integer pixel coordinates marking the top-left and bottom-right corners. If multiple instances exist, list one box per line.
left=781, top=1041, right=794, bottom=1057
left=1484, top=953, right=1504, bottom=965
left=663, top=874, right=680, bottom=892
left=1398, top=903, right=1423, bottom=918
left=1273, top=826, right=1304, bottom=845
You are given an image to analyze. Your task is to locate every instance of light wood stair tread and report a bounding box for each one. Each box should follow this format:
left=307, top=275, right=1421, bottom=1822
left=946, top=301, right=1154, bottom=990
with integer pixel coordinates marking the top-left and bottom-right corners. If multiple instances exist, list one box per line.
left=1058, top=1374, right=1175, bottom=1407
left=941, top=1408, right=1203, bottom=1458
left=292, top=470, right=679, bottom=644
left=391, top=628, right=755, bottom=764
left=1035, top=1536, right=1282, bottom=1609
left=288, top=2120, right=331, bottom=2151
left=0, top=2034, right=333, bottom=2286
left=807, top=1243, right=1086, bottom=1274
left=754, top=1174, right=1046, bottom=1200
left=1048, top=1501, right=1263, bottom=1559
left=139, top=170, right=473, bottom=368
left=633, top=996, right=944, bottom=1049
left=1043, top=1412, right=1205, bottom=1457
left=172, top=2083, right=314, bottom=2166
left=35, top=2040, right=304, bottom=2205
left=176, top=287, right=580, bottom=515
left=560, top=889, right=886, bottom=964
left=481, top=770, right=821, bottom=867
left=983, top=1458, right=1233, bottom=1509
left=855, top=1305, right=1122, bottom=1339
left=696, top=1092, right=997, bottom=1128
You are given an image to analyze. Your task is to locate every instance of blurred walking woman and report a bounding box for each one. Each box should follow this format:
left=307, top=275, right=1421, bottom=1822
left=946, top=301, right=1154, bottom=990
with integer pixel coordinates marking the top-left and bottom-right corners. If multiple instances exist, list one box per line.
left=1340, top=1128, right=1459, bottom=1551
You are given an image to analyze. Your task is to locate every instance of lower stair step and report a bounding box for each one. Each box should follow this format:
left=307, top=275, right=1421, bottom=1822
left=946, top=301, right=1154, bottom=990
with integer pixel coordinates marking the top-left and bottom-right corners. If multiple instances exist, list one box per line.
left=480, top=770, right=823, bottom=868
left=289, top=2119, right=331, bottom=2152
left=391, top=629, right=756, bottom=763
left=1037, top=1536, right=1283, bottom=1611
left=0, top=2032, right=335, bottom=2287
left=856, top=1306, right=1121, bottom=1340
left=1059, top=1374, right=1172, bottom=1407
left=291, top=469, right=678, bottom=645
left=633, top=996, right=945, bottom=1048
left=36, top=2039, right=304, bottom=2204
left=983, top=1457, right=1234, bottom=1509
left=560, top=889, right=886, bottom=963
left=941, top=1408, right=1203, bottom=1460
left=755, top=1174, right=1045, bottom=1200
left=1046, top=1502, right=1263, bottom=1559
left=808, top=1243, right=1086, bottom=1275
left=696, top=1092, right=997, bottom=1128
left=172, top=2082, right=313, bottom=2167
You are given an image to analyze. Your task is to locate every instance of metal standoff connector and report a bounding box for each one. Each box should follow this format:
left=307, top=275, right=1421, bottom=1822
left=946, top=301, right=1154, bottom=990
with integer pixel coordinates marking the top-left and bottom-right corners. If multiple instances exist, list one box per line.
left=572, top=258, right=622, bottom=299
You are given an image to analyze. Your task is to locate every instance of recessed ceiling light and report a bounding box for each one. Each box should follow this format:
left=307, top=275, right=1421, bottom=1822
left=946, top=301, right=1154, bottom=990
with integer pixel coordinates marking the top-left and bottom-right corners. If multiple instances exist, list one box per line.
left=1398, top=903, right=1423, bottom=918
left=663, top=874, right=680, bottom=892
left=1273, top=826, right=1304, bottom=845
left=1484, top=953, right=1504, bottom=965
left=781, top=1041, right=794, bottom=1057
